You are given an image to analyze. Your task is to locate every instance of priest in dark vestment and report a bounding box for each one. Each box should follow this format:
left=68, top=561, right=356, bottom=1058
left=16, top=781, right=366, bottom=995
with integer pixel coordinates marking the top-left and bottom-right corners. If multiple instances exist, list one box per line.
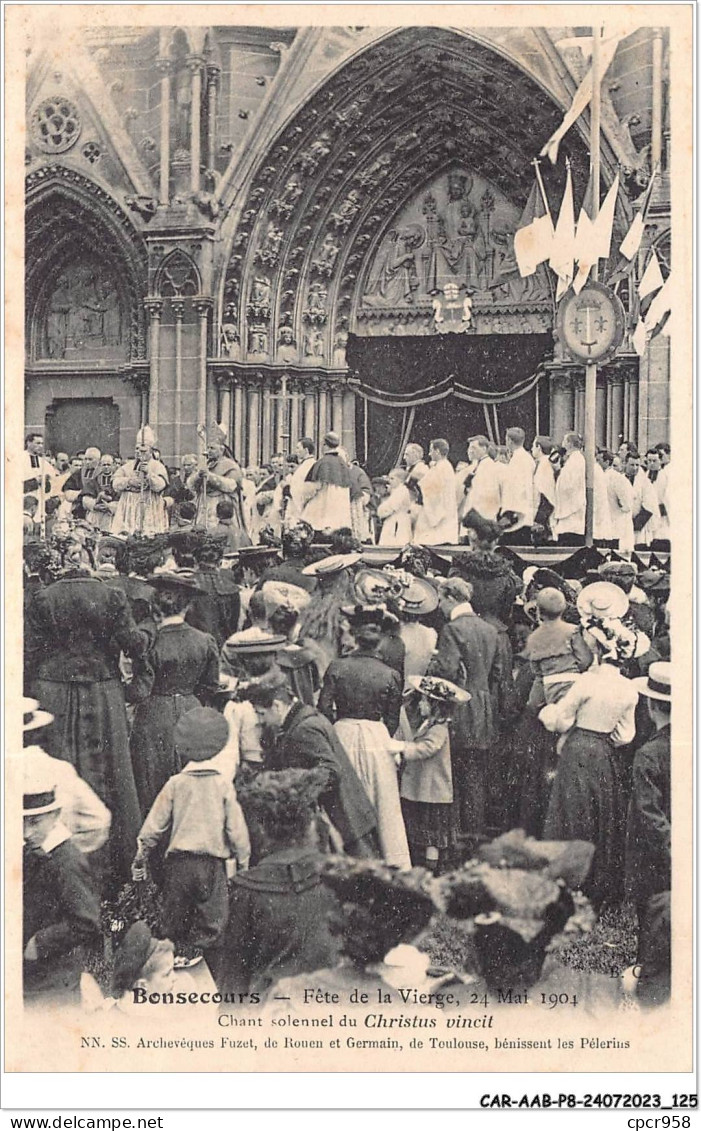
left=301, top=431, right=352, bottom=533
left=187, top=421, right=250, bottom=542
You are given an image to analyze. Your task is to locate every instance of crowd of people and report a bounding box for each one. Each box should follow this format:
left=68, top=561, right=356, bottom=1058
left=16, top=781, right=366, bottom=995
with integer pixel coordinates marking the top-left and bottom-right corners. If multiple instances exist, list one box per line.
left=22, top=426, right=671, bottom=553
left=19, top=419, right=673, bottom=1021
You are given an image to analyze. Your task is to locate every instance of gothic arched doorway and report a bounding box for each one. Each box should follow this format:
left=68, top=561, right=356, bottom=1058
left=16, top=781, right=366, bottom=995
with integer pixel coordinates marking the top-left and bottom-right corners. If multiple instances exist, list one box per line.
left=215, top=26, right=609, bottom=466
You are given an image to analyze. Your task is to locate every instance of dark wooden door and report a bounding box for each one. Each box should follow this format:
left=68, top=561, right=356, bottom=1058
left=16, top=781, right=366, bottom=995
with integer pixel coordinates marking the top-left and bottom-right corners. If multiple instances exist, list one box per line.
left=45, top=397, right=120, bottom=458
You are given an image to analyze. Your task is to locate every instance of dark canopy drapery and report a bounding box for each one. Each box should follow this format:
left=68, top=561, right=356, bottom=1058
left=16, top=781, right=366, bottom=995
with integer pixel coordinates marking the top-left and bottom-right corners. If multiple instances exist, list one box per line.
left=349, top=332, right=553, bottom=475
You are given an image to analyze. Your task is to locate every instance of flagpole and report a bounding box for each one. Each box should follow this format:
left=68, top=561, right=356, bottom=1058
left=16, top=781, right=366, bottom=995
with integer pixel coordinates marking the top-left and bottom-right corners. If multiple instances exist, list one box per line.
left=584, top=25, right=602, bottom=547
left=531, top=158, right=552, bottom=217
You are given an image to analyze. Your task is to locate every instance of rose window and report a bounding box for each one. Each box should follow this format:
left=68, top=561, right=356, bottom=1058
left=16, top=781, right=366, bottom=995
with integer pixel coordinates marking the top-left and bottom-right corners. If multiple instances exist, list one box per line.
left=31, top=98, right=82, bottom=154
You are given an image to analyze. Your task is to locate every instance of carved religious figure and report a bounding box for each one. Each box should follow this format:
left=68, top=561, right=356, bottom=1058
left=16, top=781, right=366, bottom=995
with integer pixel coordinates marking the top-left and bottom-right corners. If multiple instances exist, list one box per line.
left=332, top=330, right=349, bottom=368
left=221, top=324, right=241, bottom=359
left=304, top=327, right=325, bottom=358
left=312, top=233, right=341, bottom=276
left=277, top=326, right=298, bottom=363
left=425, top=172, right=487, bottom=293
left=364, top=224, right=425, bottom=306
left=331, top=189, right=361, bottom=230
left=42, top=258, right=125, bottom=361
left=271, top=175, right=303, bottom=217
left=304, top=281, right=328, bottom=321
left=296, top=133, right=331, bottom=174
left=248, top=326, right=269, bottom=356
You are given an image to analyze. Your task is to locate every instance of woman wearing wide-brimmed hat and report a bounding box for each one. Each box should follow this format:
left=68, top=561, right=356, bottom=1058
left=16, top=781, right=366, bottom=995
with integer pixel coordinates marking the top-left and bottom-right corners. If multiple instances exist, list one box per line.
left=129, top=572, right=220, bottom=815
left=539, top=582, right=649, bottom=908
left=393, top=573, right=439, bottom=682
left=398, top=676, right=470, bottom=872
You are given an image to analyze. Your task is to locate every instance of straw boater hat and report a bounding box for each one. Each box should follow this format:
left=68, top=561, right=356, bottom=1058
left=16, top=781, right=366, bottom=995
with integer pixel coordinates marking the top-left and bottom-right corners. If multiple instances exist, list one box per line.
left=23, top=761, right=60, bottom=816
left=221, top=634, right=287, bottom=657
left=394, top=576, right=439, bottom=617
left=302, top=552, right=362, bottom=577
left=632, top=661, right=671, bottom=702
left=406, top=675, right=471, bottom=705
left=22, top=697, right=54, bottom=733
left=576, top=581, right=629, bottom=621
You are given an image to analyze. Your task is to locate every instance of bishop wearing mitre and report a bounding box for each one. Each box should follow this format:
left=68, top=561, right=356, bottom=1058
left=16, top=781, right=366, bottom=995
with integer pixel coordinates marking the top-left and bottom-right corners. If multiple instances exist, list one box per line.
left=187, top=421, right=250, bottom=543
left=112, top=425, right=169, bottom=536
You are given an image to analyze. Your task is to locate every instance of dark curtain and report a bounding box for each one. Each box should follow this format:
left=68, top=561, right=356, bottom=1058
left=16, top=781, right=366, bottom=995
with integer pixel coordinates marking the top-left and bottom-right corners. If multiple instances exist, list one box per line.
left=349, top=332, right=552, bottom=476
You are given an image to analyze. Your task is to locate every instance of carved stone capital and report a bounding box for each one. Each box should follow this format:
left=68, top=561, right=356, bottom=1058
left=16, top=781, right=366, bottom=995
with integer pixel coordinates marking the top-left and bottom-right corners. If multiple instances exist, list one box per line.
left=171, top=299, right=185, bottom=321
left=144, top=297, right=164, bottom=320
left=194, top=298, right=213, bottom=319
left=155, top=57, right=173, bottom=77
left=186, top=55, right=206, bottom=75
left=206, top=64, right=222, bottom=88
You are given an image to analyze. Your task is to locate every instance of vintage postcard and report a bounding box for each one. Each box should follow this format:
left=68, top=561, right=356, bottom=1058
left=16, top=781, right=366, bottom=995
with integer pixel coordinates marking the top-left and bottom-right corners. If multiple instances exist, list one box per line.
left=3, top=1, right=694, bottom=1087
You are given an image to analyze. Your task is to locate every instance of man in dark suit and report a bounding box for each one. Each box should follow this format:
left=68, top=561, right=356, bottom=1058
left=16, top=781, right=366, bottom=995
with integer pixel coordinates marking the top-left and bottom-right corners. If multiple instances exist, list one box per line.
left=627, top=663, right=671, bottom=1007
left=246, top=674, right=379, bottom=857
left=23, top=781, right=101, bottom=1005
left=430, top=576, right=503, bottom=841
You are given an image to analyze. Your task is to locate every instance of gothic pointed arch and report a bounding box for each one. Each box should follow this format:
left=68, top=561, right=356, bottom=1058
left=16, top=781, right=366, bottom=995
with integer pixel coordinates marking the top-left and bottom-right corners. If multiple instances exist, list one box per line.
left=154, top=248, right=201, bottom=297
left=215, top=27, right=608, bottom=371
left=25, top=166, right=149, bottom=362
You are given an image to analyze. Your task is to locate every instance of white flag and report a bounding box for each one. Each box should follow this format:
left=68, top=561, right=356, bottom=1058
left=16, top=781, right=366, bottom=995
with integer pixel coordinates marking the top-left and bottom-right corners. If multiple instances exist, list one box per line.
left=549, top=165, right=576, bottom=296
left=540, top=34, right=624, bottom=164
left=632, top=318, right=648, bottom=357
left=590, top=173, right=619, bottom=261
left=514, top=179, right=554, bottom=277
left=573, top=178, right=596, bottom=293
left=638, top=248, right=664, bottom=301
left=619, top=212, right=644, bottom=260
left=646, top=275, right=672, bottom=331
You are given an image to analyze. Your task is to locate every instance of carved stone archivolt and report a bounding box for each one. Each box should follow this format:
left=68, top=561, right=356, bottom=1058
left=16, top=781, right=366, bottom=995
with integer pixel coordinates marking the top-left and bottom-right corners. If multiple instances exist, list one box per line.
left=218, top=27, right=591, bottom=371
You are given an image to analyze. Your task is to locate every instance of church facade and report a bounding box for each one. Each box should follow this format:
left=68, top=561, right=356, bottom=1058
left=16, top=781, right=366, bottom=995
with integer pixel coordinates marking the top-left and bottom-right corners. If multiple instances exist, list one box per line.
left=24, top=22, right=670, bottom=469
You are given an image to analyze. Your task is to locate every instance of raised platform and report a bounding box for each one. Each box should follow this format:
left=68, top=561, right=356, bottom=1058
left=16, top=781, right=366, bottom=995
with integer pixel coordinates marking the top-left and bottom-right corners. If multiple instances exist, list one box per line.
left=358, top=544, right=669, bottom=568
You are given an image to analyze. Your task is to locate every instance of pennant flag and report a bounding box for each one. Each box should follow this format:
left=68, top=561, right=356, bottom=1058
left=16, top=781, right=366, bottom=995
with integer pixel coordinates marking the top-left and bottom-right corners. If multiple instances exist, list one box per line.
left=619, top=166, right=658, bottom=260
left=549, top=164, right=576, bottom=298
left=638, top=248, right=664, bottom=302
left=540, top=34, right=624, bottom=164
left=632, top=317, right=648, bottom=357
left=646, top=275, right=672, bottom=333
left=590, top=172, right=619, bottom=262
left=572, top=175, right=596, bottom=293
left=514, top=178, right=554, bottom=277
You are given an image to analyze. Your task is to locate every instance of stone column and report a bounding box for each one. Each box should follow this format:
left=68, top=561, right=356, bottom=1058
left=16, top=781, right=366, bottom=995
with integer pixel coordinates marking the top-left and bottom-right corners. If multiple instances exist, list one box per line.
left=331, top=388, right=344, bottom=436
left=247, top=384, right=261, bottom=467
left=595, top=377, right=606, bottom=447
left=573, top=374, right=585, bottom=436
left=233, top=382, right=244, bottom=464
left=205, top=64, right=220, bottom=172
left=172, top=300, right=184, bottom=458
left=342, top=388, right=356, bottom=460
left=318, top=386, right=328, bottom=438
left=144, top=299, right=163, bottom=429
left=639, top=335, right=669, bottom=447
left=219, top=379, right=232, bottom=447
left=187, top=56, right=204, bottom=195
left=627, top=374, right=639, bottom=445
left=303, top=387, right=316, bottom=443
left=262, top=386, right=272, bottom=464
left=156, top=58, right=172, bottom=205
left=609, top=375, right=625, bottom=451
left=290, top=380, right=301, bottom=448
left=194, top=300, right=211, bottom=456
left=549, top=370, right=575, bottom=443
